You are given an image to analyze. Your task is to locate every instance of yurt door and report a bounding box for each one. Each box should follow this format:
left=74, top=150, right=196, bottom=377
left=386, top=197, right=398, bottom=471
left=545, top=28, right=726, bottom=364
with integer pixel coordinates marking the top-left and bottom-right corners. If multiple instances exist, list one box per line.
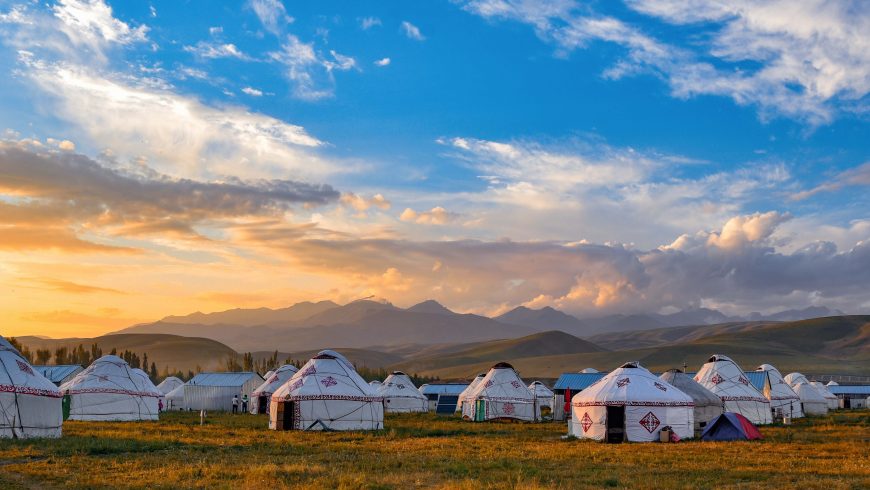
left=475, top=400, right=486, bottom=421
left=605, top=406, right=625, bottom=443
left=62, top=394, right=71, bottom=421
left=258, top=395, right=268, bottom=414
left=283, top=401, right=295, bottom=429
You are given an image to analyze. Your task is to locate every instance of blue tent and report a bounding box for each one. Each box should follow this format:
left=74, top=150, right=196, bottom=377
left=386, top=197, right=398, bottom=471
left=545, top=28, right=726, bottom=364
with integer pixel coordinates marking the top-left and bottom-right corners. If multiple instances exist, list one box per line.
left=701, top=412, right=763, bottom=441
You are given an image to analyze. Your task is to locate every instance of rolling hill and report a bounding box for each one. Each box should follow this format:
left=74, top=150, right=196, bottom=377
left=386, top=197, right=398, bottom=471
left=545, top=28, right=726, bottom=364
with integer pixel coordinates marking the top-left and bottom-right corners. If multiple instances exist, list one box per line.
left=14, top=333, right=236, bottom=373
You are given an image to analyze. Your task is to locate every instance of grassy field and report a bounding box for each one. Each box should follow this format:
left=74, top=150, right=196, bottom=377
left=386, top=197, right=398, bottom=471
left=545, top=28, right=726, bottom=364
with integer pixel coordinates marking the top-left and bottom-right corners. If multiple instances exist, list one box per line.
left=1, top=411, right=868, bottom=489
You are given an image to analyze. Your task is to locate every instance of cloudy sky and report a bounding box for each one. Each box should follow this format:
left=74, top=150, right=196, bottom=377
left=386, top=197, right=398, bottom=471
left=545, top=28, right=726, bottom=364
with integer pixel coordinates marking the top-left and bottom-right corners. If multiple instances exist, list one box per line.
left=0, top=0, right=868, bottom=337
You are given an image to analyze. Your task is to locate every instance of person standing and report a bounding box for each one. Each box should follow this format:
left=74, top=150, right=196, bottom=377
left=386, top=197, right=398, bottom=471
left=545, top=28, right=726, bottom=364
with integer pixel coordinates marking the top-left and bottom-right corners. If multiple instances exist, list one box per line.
left=232, top=394, right=239, bottom=414
left=241, top=394, right=249, bottom=413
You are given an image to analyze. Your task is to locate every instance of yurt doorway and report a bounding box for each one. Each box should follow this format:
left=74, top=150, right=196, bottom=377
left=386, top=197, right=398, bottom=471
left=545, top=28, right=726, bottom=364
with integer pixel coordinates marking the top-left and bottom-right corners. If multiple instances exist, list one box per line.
left=605, top=406, right=625, bottom=443
left=258, top=394, right=268, bottom=414
left=282, top=401, right=295, bottom=429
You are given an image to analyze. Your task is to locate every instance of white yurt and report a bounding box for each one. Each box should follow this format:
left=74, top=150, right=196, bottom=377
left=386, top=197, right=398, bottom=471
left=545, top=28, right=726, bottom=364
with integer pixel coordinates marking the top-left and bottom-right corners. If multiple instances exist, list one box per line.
left=659, top=369, right=723, bottom=432
left=269, top=350, right=383, bottom=431
left=250, top=364, right=299, bottom=414
left=571, top=362, right=694, bottom=442
left=810, top=382, right=839, bottom=410
left=826, top=380, right=839, bottom=387
left=156, top=376, right=184, bottom=395
left=461, top=362, right=539, bottom=422
left=165, top=383, right=185, bottom=410
left=580, top=368, right=599, bottom=373
left=455, top=373, right=485, bottom=413
left=60, top=355, right=161, bottom=421
left=755, top=364, right=803, bottom=419
left=378, top=371, right=428, bottom=413
left=694, top=355, right=772, bottom=425
left=784, top=372, right=829, bottom=415
left=1, top=336, right=63, bottom=438
left=528, top=381, right=555, bottom=414
left=369, top=380, right=382, bottom=388
left=792, top=382, right=829, bottom=415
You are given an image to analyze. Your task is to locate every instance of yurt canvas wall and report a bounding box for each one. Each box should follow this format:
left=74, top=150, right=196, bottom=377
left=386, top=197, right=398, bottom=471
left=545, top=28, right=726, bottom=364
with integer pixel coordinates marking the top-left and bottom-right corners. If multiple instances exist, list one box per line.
left=659, top=369, right=722, bottom=432
left=755, top=364, right=803, bottom=419
left=60, top=355, right=161, bottom=421
left=455, top=374, right=485, bottom=413
left=810, top=382, right=839, bottom=410
left=250, top=365, right=298, bottom=414
left=1, top=336, right=63, bottom=438
left=694, top=355, right=772, bottom=425
left=461, top=362, right=539, bottom=422
left=184, top=372, right=263, bottom=411
left=378, top=372, right=428, bottom=413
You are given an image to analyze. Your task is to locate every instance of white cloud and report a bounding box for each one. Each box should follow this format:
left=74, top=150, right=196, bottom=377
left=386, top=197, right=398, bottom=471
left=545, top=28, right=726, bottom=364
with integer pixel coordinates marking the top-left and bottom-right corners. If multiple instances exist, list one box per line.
left=209, top=26, right=223, bottom=35
left=460, top=0, right=870, bottom=125
left=400, top=206, right=457, bottom=225
left=53, top=0, right=148, bottom=49
left=360, top=17, right=382, bottom=30
left=184, top=41, right=248, bottom=60
left=241, top=86, right=264, bottom=96
left=270, top=35, right=356, bottom=100
left=249, top=0, right=293, bottom=35
left=401, top=21, right=425, bottom=41
left=374, top=57, right=391, bottom=67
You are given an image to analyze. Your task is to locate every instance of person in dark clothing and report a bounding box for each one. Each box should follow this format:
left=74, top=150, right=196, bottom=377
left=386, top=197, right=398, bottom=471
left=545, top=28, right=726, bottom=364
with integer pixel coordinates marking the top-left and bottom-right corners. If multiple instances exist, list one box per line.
left=232, top=395, right=239, bottom=414
left=241, top=394, right=249, bottom=413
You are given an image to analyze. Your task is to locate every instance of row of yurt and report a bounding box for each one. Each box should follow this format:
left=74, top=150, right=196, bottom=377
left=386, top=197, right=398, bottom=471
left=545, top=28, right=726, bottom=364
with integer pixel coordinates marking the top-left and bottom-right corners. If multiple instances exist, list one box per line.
left=377, top=371, right=428, bottom=413
left=251, top=364, right=298, bottom=414
left=659, top=369, right=723, bottom=431
left=784, top=373, right=829, bottom=415
left=570, top=362, right=695, bottom=442
left=60, top=355, right=162, bottom=421
left=810, top=382, right=839, bottom=410
left=695, top=355, right=772, bottom=425
left=269, top=350, right=383, bottom=431
left=461, top=362, right=539, bottom=422
left=1, top=336, right=63, bottom=438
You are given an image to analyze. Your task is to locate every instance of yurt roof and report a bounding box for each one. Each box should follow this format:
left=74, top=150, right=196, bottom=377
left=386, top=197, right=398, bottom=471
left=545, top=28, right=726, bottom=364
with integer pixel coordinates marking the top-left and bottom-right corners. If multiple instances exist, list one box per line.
left=694, top=354, right=767, bottom=402
left=783, top=372, right=809, bottom=385
left=826, top=380, right=839, bottom=386
left=659, top=369, right=721, bottom=407
left=252, top=365, right=299, bottom=395
left=580, top=368, right=599, bottom=373
left=272, top=350, right=375, bottom=400
left=60, top=355, right=161, bottom=396
left=793, top=382, right=827, bottom=401
left=574, top=363, right=693, bottom=406
left=0, top=336, right=62, bottom=398
left=528, top=381, right=554, bottom=397
left=165, top=384, right=185, bottom=400
left=467, top=363, right=533, bottom=403
left=378, top=372, right=425, bottom=398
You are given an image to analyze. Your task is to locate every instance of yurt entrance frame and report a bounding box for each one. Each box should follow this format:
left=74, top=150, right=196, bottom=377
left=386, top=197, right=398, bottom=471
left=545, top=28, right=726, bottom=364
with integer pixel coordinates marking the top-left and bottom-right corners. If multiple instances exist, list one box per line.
left=605, top=406, right=625, bottom=443
left=257, top=394, right=269, bottom=414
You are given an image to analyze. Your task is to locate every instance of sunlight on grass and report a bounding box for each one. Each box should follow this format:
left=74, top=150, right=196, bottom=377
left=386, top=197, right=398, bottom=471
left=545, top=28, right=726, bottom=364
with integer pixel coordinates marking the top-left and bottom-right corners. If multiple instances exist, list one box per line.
left=0, top=411, right=868, bottom=489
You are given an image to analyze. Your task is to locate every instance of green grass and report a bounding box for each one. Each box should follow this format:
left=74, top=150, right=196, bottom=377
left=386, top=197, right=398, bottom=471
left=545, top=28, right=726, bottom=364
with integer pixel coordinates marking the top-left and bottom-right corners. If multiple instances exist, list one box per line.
left=1, top=411, right=868, bottom=489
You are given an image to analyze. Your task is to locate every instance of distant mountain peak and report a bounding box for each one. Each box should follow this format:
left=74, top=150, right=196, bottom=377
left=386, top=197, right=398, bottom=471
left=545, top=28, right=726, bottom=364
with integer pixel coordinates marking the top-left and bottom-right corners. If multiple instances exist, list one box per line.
left=407, top=300, right=454, bottom=315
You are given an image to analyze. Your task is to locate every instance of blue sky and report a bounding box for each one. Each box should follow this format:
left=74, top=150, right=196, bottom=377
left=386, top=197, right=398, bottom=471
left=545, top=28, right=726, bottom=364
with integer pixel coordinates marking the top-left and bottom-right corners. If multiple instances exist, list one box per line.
left=0, top=1, right=868, bottom=335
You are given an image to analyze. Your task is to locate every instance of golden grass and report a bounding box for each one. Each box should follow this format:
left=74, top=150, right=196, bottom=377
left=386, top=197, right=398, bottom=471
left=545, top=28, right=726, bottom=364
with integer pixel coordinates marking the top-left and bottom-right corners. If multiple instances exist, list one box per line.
left=1, top=410, right=868, bottom=489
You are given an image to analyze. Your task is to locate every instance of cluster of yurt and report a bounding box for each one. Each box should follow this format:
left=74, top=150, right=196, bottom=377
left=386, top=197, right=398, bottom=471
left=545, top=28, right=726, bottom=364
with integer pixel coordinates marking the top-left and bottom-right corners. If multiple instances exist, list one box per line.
left=1, top=336, right=63, bottom=438
left=694, top=355, right=772, bottom=425
left=377, top=371, right=428, bottom=413
left=60, top=355, right=162, bottom=421
left=570, top=362, right=695, bottom=442
left=461, top=362, right=539, bottom=422
left=784, top=372, right=829, bottom=415
left=250, top=364, right=298, bottom=414
left=659, top=369, right=723, bottom=431
left=269, top=350, right=383, bottom=431
left=810, top=382, right=839, bottom=410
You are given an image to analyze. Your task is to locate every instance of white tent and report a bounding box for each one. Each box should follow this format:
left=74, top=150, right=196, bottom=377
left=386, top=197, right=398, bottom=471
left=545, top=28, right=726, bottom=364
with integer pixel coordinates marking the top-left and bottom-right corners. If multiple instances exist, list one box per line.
left=659, top=369, right=723, bottom=432
left=455, top=373, right=485, bottom=413
left=694, top=355, right=772, bottom=425
left=580, top=368, right=599, bottom=373
left=461, top=362, right=538, bottom=422
left=60, top=355, right=161, bottom=421
left=784, top=372, right=829, bottom=415
left=250, top=364, right=298, bottom=414
left=156, top=377, right=184, bottom=395
left=378, top=371, right=428, bottom=413
left=270, top=350, right=383, bottom=431
left=528, top=381, right=555, bottom=412
left=755, top=364, right=803, bottom=419
left=826, top=381, right=839, bottom=387
left=810, top=382, right=839, bottom=410
left=571, top=362, right=694, bottom=442
left=165, top=384, right=185, bottom=410
left=1, top=336, right=63, bottom=438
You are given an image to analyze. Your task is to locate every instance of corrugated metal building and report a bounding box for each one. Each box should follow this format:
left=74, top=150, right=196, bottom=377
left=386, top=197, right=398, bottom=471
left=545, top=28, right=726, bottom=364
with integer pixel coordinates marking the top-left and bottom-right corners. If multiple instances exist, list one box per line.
left=828, top=385, right=870, bottom=409
left=744, top=371, right=767, bottom=392
left=184, top=372, right=263, bottom=411
left=32, top=365, right=83, bottom=386
left=552, top=372, right=607, bottom=420
left=418, top=383, right=468, bottom=414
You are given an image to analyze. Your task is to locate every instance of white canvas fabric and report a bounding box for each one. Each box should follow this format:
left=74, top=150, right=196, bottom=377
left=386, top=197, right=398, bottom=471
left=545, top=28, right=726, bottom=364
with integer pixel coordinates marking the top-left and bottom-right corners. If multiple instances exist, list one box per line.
left=571, top=362, right=694, bottom=442
left=270, top=351, right=383, bottom=431
left=60, top=355, right=160, bottom=421
left=580, top=368, right=599, bottom=373
left=528, top=381, right=554, bottom=409
left=250, top=365, right=298, bottom=414
left=783, top=372, right=810, bottom=386
left=156, top=377, right=184, bottom=395
left=165, top=384, right=185, bottom=410
left=0, top=336, right=63, bottom=438
left=694, top=355, right=772, bottom=425
left=659, top=369, right=723, bottom=431
left=461, top=363, right=538, bottom=422
left=378, top=372, right=428, bottom=413
left=826, top=381, right=838, bottom=386
left=456, top=374, right=485, bottom=413
left=369, top=380, right=382, bottom=388
left=810, top=382, right=839, bottom=410
left=791, top=382, right=829, bottom=415
left=755, top=364, right=803, bottom=418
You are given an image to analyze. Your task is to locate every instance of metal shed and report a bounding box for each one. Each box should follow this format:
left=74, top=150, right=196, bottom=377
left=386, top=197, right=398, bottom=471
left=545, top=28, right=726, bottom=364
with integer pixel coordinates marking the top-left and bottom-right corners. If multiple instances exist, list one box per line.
left=184, top=372, right=264, bottom=411
left=552, top=372, right=606, bottom=420
left=32, top=365, right=83, bottom=386
left=418, top=383, right=468, bottom=414
left=828, top=385, right=870, bottom=409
